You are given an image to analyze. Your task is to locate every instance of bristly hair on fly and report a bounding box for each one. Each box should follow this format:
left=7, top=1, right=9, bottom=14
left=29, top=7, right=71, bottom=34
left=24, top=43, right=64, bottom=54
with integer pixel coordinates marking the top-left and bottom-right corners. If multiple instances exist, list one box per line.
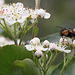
left=56, top=26, right=75, bottom=38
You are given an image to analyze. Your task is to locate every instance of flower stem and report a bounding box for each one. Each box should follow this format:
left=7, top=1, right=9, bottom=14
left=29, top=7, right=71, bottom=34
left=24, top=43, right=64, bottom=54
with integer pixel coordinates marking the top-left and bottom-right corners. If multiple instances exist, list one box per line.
left=46, top=53, right=54, bottom=67
left=64, top=52, right=66, bottom=66
left=46, top=52, right=58, bottom=72
left=32, top=51, right=35, bottom=62
left=32, top=19, right=37, bottom=38
left=35, top=0, right=41, bottom=9
left=14, top=23, right=17, bottom=45
left=59, top=49, right=75, bottom=75
left=44, top=52, right=46, bottom=70
left=38, top=60, right=44, bottom=72
left=1, top=19, right=17, bottom=44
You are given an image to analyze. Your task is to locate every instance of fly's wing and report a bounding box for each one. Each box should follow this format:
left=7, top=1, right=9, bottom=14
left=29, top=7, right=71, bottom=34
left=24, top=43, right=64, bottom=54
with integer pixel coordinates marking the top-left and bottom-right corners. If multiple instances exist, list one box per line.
left=56, top=26, right=66, bottom=29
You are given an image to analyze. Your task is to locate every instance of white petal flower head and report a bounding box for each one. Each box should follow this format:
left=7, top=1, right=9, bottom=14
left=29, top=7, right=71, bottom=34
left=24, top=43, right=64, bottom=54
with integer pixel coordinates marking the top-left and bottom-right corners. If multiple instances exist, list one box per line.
left=30, top=37, right=40, bottom=45
left=59, top=37, right=69, bottom=45
left=50, top=43, right=57, bottom=51
left=25, top=37, right=50, bottom=51
left=15, top=2, right=23, bottom=8
left=50, top=43, right=71, bottom=53
left=42, top=40, right=50, bottom=48
left=31, top=8, right=51, bottom=21
left=38, top=9, right=51, bottom=19
left=4, top=3, right=30, bottom=25
left=31, top=9, right=38, bottom=19
left=25, top=37, right=40, bottom=51
left=59, top=38, right=67, bottom=43
left=73, top=40, right=75, bottom=46
left=35, top=50, right=43, bottom=58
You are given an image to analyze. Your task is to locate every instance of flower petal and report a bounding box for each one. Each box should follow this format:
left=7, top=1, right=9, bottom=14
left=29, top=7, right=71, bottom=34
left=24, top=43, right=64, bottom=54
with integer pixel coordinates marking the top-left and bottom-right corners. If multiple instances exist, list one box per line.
left=44, top=13, right=51, bottom=19
left=25, top=45, right=34, bottom=51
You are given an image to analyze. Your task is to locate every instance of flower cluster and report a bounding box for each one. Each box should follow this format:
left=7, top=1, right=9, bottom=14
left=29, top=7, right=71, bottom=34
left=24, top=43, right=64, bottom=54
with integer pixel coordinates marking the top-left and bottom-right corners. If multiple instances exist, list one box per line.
left=0, top=2, right=51, bottom=25
left=0, top=2, right=50, bottom=45
left=59, top=37, right=75, bottom=47
left=25, top=37, right=71, bottom=57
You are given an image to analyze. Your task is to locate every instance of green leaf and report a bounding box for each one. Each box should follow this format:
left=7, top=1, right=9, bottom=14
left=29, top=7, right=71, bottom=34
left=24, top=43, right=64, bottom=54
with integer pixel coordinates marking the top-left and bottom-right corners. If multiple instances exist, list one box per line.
left=13, top=58, right=41, bottom=75
left=41, top=33, right=61, bottom=42
left=33, top=26, right=39, bottom=37
left=51, top=57, right=75, bottom=75
left=0, top=45, right=33, bottom=75
left=46, top=65, right=59, bottom=75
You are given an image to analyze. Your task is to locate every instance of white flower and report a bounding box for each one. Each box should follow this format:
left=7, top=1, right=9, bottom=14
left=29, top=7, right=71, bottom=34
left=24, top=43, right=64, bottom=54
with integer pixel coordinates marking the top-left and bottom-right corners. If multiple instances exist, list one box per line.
left=42, top=40, right=50, bottom=48
left=59, top=37, right=72, bottom=45
left=25, top=37, right=50, bottom=51
left=15, top=2, right=23, bottom=8
left=73, top=40, right=75, bottom=46
left=30, top=8, right=51, bottom=22
left=4, top=3, right=30, bottom=25
left=30, top=37, right=40, bottom=45
left=59, top=38, right=67, bottom=43
left=35, top=50, right=43, bottom=58
left=38, top=9, right=51, bottom=19
left=59, top=37, right=69, bottom=45
left=50, top=43, right=57, bottom=51
left=25, top=44, right=48, bottom=51
left=50, top=43, right=71, bottom=53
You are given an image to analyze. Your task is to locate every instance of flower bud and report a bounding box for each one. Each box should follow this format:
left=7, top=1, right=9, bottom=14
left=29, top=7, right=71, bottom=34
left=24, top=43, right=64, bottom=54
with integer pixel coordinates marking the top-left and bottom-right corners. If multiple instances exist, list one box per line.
left=35, top=50, right=43, bottom=58
left=50, top=45, right=56, bottom=51
left=50, top=43, right=56, bottom=52
left=42, top=40, right=50, bottom=48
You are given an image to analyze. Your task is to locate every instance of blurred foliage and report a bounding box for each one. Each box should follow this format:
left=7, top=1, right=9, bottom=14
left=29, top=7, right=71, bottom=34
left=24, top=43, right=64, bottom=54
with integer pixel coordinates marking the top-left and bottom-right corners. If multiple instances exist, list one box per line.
left=51, top=57, right=75, bottom=75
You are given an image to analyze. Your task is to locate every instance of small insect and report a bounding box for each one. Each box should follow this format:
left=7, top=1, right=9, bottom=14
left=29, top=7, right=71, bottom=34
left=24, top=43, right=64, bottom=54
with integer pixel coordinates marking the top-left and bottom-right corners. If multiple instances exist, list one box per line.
left=56, top=26, right=75, bottom=38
